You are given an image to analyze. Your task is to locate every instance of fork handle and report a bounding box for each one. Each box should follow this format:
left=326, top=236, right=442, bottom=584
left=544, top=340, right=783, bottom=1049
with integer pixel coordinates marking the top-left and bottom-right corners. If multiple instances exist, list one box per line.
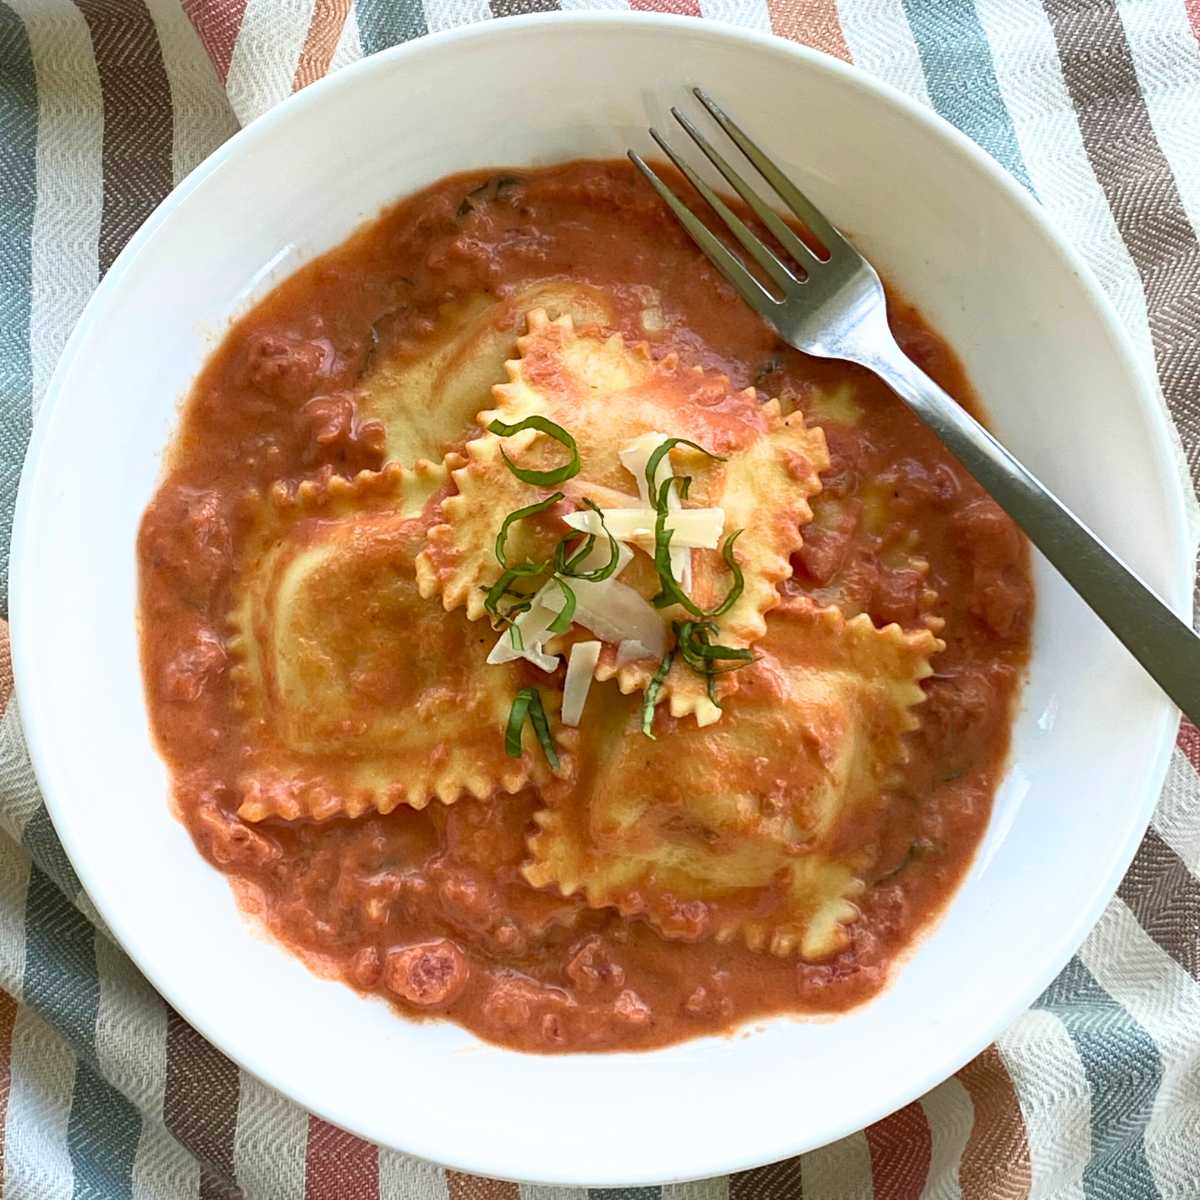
left=864, top=339, right=1200, bottom=726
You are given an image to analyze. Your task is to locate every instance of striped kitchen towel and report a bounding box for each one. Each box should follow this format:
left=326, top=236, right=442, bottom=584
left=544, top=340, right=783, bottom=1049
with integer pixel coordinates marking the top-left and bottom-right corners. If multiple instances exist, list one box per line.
left=2, top=1, right=1199, bottom=1197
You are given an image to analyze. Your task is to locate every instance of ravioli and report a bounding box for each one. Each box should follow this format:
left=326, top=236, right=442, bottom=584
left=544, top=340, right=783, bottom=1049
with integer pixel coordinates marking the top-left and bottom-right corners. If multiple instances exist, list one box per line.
left=227, top=463, right=568, bottom=822
left=794, top=485, right=941, bottom=632
left=416, top=310, right=829, bottom=724
left=523, top=600, right=942, bottom=959
left=357, top=280, right=617, bottom=466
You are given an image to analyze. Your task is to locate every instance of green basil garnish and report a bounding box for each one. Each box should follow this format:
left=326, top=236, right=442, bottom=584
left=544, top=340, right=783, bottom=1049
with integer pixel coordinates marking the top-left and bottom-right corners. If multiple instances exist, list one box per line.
left=642, top=649, right=675, bottom=739
left=557, top=500, right=621, bottom=583
left=489, top=416, right=581, bottom=486
left=547, top=578, right=577, bottom=635
left=494, top=491, right=563, bottom=568
left=504, top=687, right=560, bottom=768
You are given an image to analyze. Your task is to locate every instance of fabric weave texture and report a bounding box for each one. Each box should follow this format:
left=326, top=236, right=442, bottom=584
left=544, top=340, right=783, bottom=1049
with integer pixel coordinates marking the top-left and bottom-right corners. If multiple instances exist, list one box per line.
left=1, top=1, right=1199, bottom=1197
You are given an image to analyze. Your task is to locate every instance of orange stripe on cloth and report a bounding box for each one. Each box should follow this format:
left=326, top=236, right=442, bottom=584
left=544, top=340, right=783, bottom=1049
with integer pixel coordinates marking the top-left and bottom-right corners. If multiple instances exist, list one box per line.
left=446, top=1172, right=520, bottom=1200
left=305, top=1115, right=380, bottom=1199
left=0, top=990, right=16, bottom=1200
left=0, top=620, right=12, bottom=711
left=292, top=0, right=351, bottom=93
left=629, top=0, right=703, bottom=16
left=729, top=1153, right=804, bottom=1198
left=181, top=0, right=248, bottom=83
left=864, top=1099, right=931, bottom=1199
left=1187, top=0, right=1200, bottom=44
left=958, top=1045, right=1033, bottom=1200
left=766, top=0, right=850, bottom=60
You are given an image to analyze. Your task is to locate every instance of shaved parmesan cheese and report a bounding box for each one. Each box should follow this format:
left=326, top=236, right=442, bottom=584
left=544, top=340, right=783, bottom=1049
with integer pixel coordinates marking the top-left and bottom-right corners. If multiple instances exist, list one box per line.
left=566, top=528, right=634, bottom=578
left=616, top=639, right=652, bottom=667
left=618, top=432, right=703, bottom=590
left=563, top=507, right=724, bottom=550
left=486, top=603, right=560, bottom=673
left=568, top=576, right=669, bottom=657
left=562, top=641, right=601, bottom=726
left=619, top=431, right=672, bottom=506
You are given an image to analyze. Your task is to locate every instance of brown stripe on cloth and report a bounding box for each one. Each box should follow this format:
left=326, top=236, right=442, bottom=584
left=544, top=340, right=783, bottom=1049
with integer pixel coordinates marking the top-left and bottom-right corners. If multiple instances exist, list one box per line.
left=767, top=0, right=851, bottom=62
left=0, top=989, right=16, bottom=1199
left=1042, top=0, right=1200, bottom=494
left=489, top=0, right=560, bottom=16
left=729, top=1153, right=804, bottom=1199
left=864, top=1100, right=931, bottom=1199
left=165, top=1007, right=241, bottom=1200
left=446, top=1172, right=519, bottom=1200
left=181, top=0, right=249, bottom=83
left=1118, top=825, right=1200, bottom=980
left=74, top=0, right=174, bottom=277
left=292, top=0, right=352, bottom=93
left=305, top=1115, right=379, bottom=1200
left=957, top=1045, right=1032, bottom=1200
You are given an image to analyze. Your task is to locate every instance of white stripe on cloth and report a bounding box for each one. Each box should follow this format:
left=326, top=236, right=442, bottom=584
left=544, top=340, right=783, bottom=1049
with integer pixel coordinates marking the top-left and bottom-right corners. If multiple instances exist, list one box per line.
left=0, top=830, right=30, bottom=1004
left=329, top=3, right=364, bottom=74
left=420, top=0, right=492, bottom=37
left=131, top=1117, right=200, bottom=1200
left=558, top=0, right=630, bottom=9
left=0, top=701, right=43, bottom=844
left=997, top=1009, right=1090, bottom=1200
left=663, top=1179, right=732, bottom=1200
left=699, top=0, right=772, bottom=34
left=145, top=0, right=240, bottom=184
left=3, top=1006, right=76, bottom=1200
left=225, top=0, right=317, bottom=127
left=835, top=0, right=932, bottom=106
left=975, top=0, right=1157, bottom=373
left=1079, top=898, right=1200, bottom=1196
left=3, top=0, right=102, bottom=423
left=378, top=1149, right=451, bottom=1200
left=233, top=1071, right=308, bottom=1200
left=1116, top=0, right=1200, bottom=235
left=1154, top=745, right=1200, bottom=872
left=801, top=1130, right=874, bottom=1199
left=919, top=1076, right=972, bottom=1200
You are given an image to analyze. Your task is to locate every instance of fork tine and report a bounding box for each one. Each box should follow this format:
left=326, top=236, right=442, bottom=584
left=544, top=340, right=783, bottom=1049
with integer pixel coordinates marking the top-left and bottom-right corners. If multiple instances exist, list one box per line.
left=669, top=107, right=817, bottom=270
left=692, top=87, right=852, bottom=262
left=627, top=151, right=779, bottom=312
left=648, top=128, right=796, bottom=293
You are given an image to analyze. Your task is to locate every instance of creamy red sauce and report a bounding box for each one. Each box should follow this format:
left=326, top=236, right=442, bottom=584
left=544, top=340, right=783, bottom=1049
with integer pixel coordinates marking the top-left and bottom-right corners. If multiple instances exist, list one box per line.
left=138, top=160, right=1032, bottom=1052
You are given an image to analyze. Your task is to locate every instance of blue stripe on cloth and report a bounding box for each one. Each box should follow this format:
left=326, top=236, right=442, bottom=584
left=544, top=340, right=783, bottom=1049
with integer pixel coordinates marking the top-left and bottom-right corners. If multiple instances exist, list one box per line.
left=1036, top=956, right=1163, bottom=1200
left=22, top=865, right=141, bottom=1200
left=899, top=0, right=1034, bottom=192
left=0, top=1, right=37, bottom=616
left=354, top=0, right=428, bottom=56
left=22, top=802, right=83, bottom=897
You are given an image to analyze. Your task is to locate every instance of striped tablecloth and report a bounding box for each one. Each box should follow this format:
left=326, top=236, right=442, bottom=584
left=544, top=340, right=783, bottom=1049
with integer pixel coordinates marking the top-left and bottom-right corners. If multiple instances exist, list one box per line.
left=2, top=2, right=1199, bottom=1197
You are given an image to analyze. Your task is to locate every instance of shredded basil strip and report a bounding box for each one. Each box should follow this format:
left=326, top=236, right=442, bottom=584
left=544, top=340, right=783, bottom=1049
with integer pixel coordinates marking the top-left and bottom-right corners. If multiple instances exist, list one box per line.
left=642, top=649, right=675, bottom=739
left=488, top=416, right=581, bottom=486
left=484, top=562, right=545, bottom=622
left=558, top=500, right=621, bottom=582
left=706, top=529, right=746, bottom=618
left=504, top=688, right=560, bottom=768
left=494, top=492, right=563, bottom=568
left=504, top=690, right=534, bottom=757
left=642, top=436, right=724, bottom=502
left=525, top=689, right=560, bottom=768
left=547, top=578, right=577, bottom=634
left=508, top=624, right=524, bottom=651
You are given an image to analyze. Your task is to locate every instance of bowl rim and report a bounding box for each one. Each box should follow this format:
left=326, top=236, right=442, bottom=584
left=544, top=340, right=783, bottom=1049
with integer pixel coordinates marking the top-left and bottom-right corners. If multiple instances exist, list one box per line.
left=10, top=10, right=1191, bottom=1185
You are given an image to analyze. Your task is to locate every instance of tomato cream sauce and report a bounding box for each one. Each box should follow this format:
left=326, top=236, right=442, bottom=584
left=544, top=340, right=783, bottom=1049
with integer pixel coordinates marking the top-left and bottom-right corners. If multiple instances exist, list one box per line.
left=138, top=161, right=1031, bottom=1052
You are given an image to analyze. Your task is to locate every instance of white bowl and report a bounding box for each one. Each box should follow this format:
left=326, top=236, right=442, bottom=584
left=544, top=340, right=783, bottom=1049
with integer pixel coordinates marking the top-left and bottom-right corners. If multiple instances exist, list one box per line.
left=12, top=13, right=1191, bottom=1187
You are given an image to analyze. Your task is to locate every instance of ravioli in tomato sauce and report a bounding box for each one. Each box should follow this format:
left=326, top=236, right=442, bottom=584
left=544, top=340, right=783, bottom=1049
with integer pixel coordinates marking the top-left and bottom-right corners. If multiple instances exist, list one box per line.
left=138, top=160, right=1031, bottom=1052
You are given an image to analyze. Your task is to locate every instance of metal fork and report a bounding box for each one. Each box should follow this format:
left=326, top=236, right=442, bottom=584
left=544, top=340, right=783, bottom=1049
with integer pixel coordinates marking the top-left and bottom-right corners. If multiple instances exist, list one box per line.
left=631, top=88, right=1200, bottom=724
